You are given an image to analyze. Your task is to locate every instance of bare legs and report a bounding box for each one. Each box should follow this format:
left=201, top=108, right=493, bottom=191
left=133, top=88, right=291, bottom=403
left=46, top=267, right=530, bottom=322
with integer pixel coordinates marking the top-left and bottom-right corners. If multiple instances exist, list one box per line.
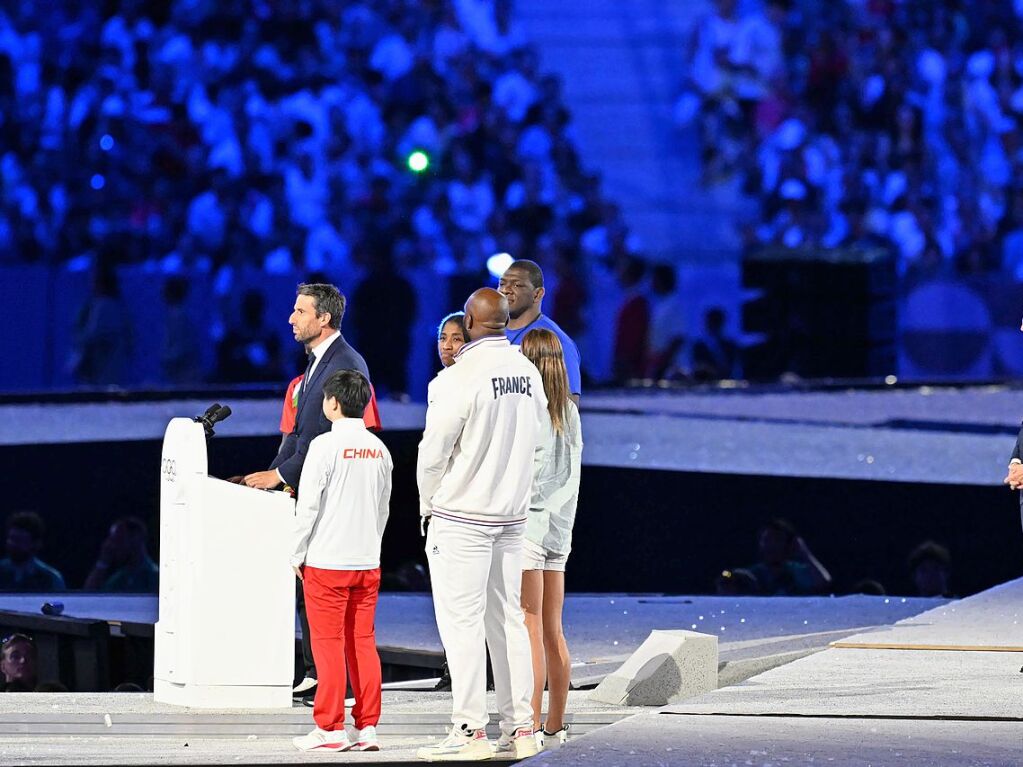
left=540, top=571, right=570, bottom=732
left=520, top=569, right=571, bottom=733
left=520, top=569, right=545, bottom=731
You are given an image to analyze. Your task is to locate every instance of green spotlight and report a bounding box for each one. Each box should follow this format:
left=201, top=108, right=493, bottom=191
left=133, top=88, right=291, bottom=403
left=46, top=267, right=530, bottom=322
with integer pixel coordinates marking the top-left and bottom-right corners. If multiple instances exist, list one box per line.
left=407, top=150, right=430, bottom=173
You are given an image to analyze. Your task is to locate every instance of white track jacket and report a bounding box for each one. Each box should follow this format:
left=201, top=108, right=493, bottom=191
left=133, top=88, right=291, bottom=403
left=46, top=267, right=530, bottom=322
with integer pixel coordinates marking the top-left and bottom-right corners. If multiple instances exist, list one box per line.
left=292, top=418, right=392, bottom=570
left=417, top=334, right=549, bottom=526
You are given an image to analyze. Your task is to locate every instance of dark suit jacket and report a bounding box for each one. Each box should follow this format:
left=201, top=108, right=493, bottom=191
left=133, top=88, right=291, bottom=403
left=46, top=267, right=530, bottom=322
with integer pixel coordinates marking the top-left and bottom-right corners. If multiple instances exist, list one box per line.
left=271, top=333, right=370, bottom=488
left=1012, top=423, right=1023, bottom=531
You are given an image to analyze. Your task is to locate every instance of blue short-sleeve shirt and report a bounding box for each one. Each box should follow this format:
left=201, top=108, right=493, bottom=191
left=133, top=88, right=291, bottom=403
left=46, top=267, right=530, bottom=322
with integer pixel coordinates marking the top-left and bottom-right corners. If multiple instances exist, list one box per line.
left=506, top=314, right=582, bottom=396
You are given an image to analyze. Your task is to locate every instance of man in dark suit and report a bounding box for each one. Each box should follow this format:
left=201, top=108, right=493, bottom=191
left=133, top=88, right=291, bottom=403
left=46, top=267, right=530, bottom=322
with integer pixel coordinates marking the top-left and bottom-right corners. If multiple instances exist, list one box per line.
left=1004, top=317, right=1023, bottom=532
left=1003, top=419, right=1023, bottom=532
left=244, top=282, right=371, bottom=695
left=244, top=283, right=370, bottom=490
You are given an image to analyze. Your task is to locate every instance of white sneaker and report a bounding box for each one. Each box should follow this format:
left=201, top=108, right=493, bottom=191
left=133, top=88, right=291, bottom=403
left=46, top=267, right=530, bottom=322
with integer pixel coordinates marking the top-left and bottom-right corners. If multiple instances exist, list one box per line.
left=292, top=727, right=351, bottom=752
left=292, top=676, right=317, bottom=695
left=417, top=724, right=492, bottom=761
left=541, top=724, right=569, bottom=750
left=351, top=725, right=380, bottom=752
left=493, top=727, right=539, bottom=758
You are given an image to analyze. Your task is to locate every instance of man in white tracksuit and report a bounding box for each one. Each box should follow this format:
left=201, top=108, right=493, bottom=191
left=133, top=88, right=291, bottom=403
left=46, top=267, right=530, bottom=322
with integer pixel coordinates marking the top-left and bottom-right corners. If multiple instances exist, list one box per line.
left=416, top=288, right=549, bottom=762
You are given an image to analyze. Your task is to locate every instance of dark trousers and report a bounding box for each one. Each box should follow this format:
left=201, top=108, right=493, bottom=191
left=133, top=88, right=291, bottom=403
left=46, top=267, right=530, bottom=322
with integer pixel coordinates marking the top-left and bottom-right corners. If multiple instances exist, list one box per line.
left=297, top=577, right=317, bottom=680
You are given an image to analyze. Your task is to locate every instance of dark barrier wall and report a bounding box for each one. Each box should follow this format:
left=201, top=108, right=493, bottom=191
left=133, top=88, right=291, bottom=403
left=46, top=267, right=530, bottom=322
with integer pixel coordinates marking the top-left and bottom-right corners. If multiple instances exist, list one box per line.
left=4, top=433, right=1021, bottom=597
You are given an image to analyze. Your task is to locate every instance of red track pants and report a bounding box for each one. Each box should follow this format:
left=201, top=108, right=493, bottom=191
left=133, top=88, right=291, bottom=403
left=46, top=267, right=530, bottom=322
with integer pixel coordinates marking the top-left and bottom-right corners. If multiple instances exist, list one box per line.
left=302, top=567, right=382, bottom=731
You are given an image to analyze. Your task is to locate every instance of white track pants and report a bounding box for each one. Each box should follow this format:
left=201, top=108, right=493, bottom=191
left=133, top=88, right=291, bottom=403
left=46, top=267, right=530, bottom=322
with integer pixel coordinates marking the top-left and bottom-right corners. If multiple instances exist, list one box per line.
left=426, top=517, right=533, bottom=734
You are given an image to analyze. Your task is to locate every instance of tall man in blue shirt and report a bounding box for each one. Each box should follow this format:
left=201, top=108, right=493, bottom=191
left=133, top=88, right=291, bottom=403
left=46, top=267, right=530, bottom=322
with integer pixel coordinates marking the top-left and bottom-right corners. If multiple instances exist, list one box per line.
left=499, top=260, right=582, bottom=401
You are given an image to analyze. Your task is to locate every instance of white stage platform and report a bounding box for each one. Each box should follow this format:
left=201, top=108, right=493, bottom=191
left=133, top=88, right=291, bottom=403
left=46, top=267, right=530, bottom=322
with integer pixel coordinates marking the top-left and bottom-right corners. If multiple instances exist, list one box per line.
left=5, top=385, right=1023, bottom=483
left=538, top=577, right=1023, bottom=767
left=0, top=592, right=943, bottom=687
left=0, top=590, right=963, bottom=765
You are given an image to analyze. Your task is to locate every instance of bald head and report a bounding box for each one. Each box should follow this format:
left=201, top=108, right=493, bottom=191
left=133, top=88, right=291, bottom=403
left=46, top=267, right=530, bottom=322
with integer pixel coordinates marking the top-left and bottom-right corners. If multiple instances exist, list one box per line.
left=463, top=288, right=509, bottom=341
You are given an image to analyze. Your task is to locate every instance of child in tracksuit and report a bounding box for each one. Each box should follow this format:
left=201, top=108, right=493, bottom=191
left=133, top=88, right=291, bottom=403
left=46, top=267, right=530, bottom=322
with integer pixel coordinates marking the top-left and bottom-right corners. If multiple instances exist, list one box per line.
left=290, top=369, right=392, bottom=753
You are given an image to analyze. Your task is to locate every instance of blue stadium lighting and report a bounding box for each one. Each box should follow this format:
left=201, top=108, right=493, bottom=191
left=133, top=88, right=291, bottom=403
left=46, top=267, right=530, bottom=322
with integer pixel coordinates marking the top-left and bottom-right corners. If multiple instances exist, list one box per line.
left=407, top=150, right=430, bottom=173
left=90, top=174, right=105, bottom=190
left=486, top=252, right=513, bottom=278
left=99, top=135, right=114, bottom=151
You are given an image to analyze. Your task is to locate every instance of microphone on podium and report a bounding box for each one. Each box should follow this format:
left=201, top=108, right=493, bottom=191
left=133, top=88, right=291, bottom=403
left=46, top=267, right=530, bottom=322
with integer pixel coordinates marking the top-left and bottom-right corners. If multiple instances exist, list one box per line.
left=194, top=403, right=232, bottom=438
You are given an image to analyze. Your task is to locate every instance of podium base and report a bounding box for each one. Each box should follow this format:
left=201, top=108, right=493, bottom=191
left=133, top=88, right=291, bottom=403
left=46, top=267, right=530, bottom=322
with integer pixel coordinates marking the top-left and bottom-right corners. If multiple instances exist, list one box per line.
left=154, top=679, right=292, bottom=709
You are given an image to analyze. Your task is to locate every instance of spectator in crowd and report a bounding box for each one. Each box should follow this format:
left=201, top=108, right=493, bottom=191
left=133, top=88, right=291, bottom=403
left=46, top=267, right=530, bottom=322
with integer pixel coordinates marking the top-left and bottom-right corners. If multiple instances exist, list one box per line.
left=352, top=247, right=417, bottom=398
left=548, top=246, right=587, bottom=341
left=0, top=2, right=649, bottom=393
left=214, top=289, right=283, bottom=384
left=745, top=518, right=831, bottom=596
left=83, top=516, right=159, bottom=593
left=848, top=579, right=887, bottom=596
left=646, top=263, right=687, bottom=379
left=0, top=511, right=66, bottom=592
left=684, top=0, right=1023, bottom=279
left=612, top=256, right=650, bottom=383
left=692, top=306, right=741, bottom=380
left=1, top=633, right=38, bottom=692
left=908, top=540, right=953, bottom=598
left=0, top=3, right=621, bottom=277
left=436, top=311, right=467, bottom=369
left=71, top=264, right=131, bottom=386
left=714, top=567, right=760, bottom=596
left=160, top=275, right=201, bottom=385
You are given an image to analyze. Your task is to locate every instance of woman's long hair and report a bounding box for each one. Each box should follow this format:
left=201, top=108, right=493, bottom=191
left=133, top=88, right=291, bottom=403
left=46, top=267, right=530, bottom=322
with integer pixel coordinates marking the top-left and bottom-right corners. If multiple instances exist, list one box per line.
left=520, top=328, right=570, bottom=434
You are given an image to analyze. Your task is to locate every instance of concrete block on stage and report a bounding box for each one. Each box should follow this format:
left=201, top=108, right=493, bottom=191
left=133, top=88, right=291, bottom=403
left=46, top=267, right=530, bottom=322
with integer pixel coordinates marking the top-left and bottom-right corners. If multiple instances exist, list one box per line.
left=590, top=630, right=718, bottom=706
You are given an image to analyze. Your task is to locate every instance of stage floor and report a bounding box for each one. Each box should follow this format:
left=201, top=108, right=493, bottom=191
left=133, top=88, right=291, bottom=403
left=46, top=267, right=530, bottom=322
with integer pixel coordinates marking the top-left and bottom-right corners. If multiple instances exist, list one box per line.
left=0, top=591, right=951, bottom=765
left=0, top=690, right=637, bottom=765
left=6, top=384, right=1022, bottom=484
left=0, top=582, right=1016, bottom=765
left=0, top=592, right=943, bottom=685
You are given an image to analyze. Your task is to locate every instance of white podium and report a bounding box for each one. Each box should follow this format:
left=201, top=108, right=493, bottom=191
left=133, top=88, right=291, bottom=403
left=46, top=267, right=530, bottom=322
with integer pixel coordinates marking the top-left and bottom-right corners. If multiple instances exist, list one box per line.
left=154, top=418, right=295, bottom=708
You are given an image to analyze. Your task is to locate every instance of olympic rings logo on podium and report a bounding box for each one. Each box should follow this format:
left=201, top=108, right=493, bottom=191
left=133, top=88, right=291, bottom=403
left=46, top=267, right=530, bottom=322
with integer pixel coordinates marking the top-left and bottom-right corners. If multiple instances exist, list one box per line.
left=161, top=458, right=177, bottom=482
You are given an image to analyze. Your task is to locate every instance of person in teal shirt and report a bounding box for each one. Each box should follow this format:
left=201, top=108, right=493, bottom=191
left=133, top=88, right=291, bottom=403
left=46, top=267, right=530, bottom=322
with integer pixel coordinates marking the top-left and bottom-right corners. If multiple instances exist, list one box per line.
left=746, top=518, right=832, bottom=596
left=83, top=517, right=158, bottom=593
left=0, top=512, right=66, bottom=593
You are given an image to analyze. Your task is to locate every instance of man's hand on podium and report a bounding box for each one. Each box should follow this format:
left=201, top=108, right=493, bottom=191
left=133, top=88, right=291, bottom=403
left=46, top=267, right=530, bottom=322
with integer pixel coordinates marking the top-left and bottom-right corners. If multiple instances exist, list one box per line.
left=244, top=470, right=282, bottom=490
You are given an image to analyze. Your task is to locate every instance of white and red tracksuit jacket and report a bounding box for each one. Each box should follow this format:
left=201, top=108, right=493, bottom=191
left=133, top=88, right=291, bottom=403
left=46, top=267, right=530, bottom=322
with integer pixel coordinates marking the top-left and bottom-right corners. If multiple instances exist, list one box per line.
left=291, top=418, right=392, bottom=570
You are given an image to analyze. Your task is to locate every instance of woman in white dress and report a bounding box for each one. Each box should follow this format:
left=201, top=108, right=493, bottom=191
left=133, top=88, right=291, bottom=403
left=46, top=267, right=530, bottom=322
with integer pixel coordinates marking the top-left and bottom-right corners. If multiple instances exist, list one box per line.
left=519, top=328, right=583, bottom=749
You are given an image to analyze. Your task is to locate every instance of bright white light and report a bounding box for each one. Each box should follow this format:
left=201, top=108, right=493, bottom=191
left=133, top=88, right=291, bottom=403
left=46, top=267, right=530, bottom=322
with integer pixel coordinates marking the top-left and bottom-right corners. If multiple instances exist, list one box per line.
left=486, top=252, right=514, bottom=278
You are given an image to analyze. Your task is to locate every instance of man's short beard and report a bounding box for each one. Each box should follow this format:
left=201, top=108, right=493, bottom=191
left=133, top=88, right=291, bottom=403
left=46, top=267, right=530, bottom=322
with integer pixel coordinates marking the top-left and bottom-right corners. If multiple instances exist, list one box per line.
left=295, top=329, right=319, bottom=345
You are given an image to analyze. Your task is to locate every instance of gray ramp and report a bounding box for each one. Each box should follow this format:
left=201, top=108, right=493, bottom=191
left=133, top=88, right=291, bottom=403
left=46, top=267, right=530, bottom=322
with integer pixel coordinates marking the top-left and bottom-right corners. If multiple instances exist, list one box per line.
left=663, top=577, right=1023, bottom=721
